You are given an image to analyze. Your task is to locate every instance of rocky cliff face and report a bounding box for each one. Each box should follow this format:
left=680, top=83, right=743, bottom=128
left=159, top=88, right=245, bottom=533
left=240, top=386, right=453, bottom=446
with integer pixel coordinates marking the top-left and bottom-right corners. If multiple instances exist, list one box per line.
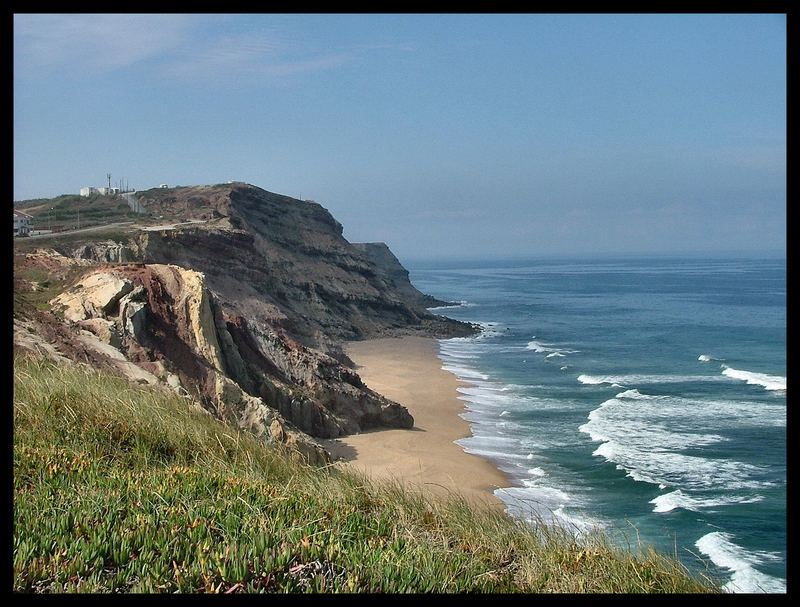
left=48, top=262, right=414, bottom=462
left=15, top=183, right=474, bottom=465
left=131, top=184, right=474, bottom=350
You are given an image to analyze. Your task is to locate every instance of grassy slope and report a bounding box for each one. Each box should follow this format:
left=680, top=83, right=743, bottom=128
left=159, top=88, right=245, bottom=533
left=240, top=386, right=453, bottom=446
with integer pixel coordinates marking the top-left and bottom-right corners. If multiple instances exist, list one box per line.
left=15, top=194, right=141, bottom=232
left=13, top=356, right=721, bottom=593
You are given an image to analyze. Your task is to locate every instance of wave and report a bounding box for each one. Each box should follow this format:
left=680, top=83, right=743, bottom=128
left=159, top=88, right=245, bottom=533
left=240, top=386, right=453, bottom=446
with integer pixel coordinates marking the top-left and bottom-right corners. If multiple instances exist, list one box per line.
left=698, top=354, right=725, bottom=363
left=577, top=373, right=727, bottom=386
left=527, top=339, right=579, bottom=357
left=495, top=486, right=604, bottom=535
left=441, top=363, right=488, bottom=381
left=427, top=300, right=476, bottom=311
left=579, top=392, right=777, bottom=491
left=439, top=331, right=598, bottom=536
left=650, top=489, right=764, bottom=513
left=721, top=365, right=786, bottom=392
left=695, top=532, right=786, bottom=593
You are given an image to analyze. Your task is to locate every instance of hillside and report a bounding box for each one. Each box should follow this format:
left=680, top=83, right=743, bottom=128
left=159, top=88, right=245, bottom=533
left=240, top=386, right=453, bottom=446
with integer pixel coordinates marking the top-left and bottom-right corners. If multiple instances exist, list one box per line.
left=14, top=193, right=140, bottom=232
left=16, top=184, right=474, bottom=349
left=13, top=183, right=474, bottom=460
left=13, top=355, right=719, bottom=593
left=12, top=182, right=724, bottom=594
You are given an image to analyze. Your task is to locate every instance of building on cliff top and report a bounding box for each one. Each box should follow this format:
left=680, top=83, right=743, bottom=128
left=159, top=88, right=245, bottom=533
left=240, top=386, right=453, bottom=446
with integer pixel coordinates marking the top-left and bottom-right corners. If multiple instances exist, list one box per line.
left=14, top=210, right=32, bottom=236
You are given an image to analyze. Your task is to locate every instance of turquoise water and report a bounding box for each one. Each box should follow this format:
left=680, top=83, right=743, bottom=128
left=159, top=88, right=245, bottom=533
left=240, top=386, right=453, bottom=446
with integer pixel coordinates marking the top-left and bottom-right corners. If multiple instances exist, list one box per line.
left=408, top=256, right=786, bottom=593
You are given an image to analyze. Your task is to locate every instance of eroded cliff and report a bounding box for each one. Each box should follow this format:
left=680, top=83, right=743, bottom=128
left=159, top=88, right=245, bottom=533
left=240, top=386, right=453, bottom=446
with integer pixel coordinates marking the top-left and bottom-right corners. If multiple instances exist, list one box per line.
left=14, top=183, right=474, bottom=464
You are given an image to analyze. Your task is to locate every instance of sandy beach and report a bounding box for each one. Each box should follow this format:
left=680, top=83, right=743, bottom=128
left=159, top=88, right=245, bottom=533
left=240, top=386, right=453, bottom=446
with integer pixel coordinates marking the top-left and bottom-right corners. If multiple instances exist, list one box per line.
left=322, top=336, right=510, bottom=511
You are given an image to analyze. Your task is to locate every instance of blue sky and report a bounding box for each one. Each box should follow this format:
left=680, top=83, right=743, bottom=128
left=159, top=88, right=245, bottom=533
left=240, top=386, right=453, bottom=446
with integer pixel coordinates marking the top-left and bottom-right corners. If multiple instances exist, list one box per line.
left=14, top=14, right=785, bottom=259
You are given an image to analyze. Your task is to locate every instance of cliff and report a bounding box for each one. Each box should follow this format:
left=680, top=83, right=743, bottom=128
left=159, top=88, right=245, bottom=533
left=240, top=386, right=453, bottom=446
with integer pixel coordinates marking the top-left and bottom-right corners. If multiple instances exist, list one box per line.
left=14, top=183, right=473, bottom=463
left=127, top=184, right=472, bottom=351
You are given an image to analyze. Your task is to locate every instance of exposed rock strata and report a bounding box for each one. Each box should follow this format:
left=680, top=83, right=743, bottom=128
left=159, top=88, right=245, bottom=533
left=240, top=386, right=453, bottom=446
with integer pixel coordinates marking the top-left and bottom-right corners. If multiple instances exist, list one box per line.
left=47, top=263, right=416, bottom=462
left=16, top=183, right=473, bottom=465
left=131, top=184, right=475, bottom=350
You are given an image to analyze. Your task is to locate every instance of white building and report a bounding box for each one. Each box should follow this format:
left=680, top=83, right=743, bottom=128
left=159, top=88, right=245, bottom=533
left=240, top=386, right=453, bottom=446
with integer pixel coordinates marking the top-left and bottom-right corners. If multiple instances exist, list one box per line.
left=159, top=184, right=169, bottom=188
left=14, top=210, right=32, bottom=236
left=80, top=186, right=121, bottom=196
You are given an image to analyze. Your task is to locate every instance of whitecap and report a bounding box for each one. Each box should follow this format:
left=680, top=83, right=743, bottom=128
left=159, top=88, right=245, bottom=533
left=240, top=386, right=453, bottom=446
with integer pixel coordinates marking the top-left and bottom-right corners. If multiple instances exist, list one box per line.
left=695, top=532, right=786, bottom=593
left=441, top=364, right=489, bottom=381
left=527, top=339, right=579, bottom=356
left=579, top=394, right=773, bottom=491
left=650, top=489, right=764, bottom=513
left=427, top=300, right=475, bottom=311
left=721, top=366, right=786, bottom=392
left=578, top=373, right=727, bottom=386
left=577, top=374, right=607, bottom=385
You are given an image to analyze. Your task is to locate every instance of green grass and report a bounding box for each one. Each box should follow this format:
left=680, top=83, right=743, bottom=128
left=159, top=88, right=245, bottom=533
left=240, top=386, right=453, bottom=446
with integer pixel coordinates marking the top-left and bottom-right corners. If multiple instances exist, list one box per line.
left=13, top=228, right=136, bottom=254
left=16, top=193, right=143, bottom=232
left=13, top=356, right=722, bottom=593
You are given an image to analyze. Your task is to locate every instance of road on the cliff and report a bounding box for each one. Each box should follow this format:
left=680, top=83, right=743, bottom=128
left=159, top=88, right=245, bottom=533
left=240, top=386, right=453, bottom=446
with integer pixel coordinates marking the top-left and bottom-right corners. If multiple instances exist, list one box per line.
left=23, top=222, right=136, bottom=240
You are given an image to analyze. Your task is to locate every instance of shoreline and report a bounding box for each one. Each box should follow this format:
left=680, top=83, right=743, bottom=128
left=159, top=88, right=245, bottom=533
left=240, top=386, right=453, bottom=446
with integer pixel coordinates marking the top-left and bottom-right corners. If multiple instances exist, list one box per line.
left=321, top=336, right=511, bottom=511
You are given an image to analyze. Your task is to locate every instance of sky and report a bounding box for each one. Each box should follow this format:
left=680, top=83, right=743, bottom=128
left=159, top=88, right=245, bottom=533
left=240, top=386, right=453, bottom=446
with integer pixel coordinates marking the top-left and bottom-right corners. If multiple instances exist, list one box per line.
left=14, top=13, right=786, bottom=260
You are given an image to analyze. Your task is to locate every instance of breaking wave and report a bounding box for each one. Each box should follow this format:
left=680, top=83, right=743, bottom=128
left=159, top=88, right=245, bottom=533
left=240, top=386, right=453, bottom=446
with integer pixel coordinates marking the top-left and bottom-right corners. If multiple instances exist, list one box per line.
left=721, top=365, right=786, bottom=392
left=695, top=532, right=786, bottom=593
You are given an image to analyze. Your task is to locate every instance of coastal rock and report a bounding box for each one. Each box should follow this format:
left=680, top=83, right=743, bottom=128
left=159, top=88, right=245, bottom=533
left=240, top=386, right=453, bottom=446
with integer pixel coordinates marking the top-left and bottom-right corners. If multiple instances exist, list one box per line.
left=119, top=286, right=148, bottom=340
left=50, top=272, right=133, bottom=321
left=18, top=184, right=467, bottom=464
left=38, top=263, right=416, bottom=462
left=133, top=183, right=476, bottom=350
left=73, top=240, right=139, bottom=264
left=76, top=318, right=122, bottom=348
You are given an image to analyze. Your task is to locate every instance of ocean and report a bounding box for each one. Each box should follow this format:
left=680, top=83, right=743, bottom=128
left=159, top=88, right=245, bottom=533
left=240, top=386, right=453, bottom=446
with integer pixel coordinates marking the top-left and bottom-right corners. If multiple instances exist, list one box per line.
left=408, top=256, right=786, bottom=593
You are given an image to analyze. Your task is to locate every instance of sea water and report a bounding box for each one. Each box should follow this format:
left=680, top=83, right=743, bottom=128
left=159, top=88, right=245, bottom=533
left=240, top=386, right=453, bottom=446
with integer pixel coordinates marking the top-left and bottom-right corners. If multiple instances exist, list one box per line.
left=409, top=256, right=786, bottom=593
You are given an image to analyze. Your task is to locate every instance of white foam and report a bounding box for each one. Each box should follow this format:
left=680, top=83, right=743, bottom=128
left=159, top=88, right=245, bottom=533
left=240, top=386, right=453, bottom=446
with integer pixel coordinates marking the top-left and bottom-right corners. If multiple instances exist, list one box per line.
left=698, top=354, right=715, bottom=362
left=650, top=490, right=764, bottom=513
left=527, top=467, right=547, bottom=477
left=614, top=388, right=652, bottom=400
left=527, top=339, right=579, bottom=356
left=578, top=373, right=727, bottom=386
left=527, top=339, right=553, bottom=353
left=427, top=300, right=475, bottom=311
left=545, top=352, right=566, bottom=359
left=495, top=485, right=604, bottom=535
left=695, top=532, right=786, bottom=593
left=560, top=365, right=569, bottom=371
left=579, top=394, right=774, bottom=491
left=721, top=366, right=786, bottom=392
left=441, top=363, right=488, bottom=381
left=499, top=410, right=510, bottom=417
left=577, top=374, right=606, bottom=385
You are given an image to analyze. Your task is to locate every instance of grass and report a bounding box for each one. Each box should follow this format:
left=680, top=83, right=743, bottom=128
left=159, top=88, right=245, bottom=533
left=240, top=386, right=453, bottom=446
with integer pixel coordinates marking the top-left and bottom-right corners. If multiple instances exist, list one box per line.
left=16, top=194, right=143, bottom=232
left=13, top=228, right=137, bottom=255
left=13, top=356, right=722, bottom=593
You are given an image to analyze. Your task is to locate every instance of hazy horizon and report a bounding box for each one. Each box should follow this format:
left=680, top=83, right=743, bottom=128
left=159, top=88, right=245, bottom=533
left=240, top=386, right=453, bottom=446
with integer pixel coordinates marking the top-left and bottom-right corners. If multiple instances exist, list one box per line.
left=14, top=14, right=786, bottom=259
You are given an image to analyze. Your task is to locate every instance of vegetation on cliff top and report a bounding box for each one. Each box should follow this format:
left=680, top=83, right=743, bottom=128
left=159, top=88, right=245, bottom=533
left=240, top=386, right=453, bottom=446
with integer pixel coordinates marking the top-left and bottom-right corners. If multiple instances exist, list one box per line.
left=14, top=355, right=721, bottom=593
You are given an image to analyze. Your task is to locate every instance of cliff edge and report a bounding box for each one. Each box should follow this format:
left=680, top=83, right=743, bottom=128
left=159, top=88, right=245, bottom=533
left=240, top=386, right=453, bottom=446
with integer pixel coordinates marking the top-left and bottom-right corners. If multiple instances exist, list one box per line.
left=14, top=183, right=475, bottom=463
